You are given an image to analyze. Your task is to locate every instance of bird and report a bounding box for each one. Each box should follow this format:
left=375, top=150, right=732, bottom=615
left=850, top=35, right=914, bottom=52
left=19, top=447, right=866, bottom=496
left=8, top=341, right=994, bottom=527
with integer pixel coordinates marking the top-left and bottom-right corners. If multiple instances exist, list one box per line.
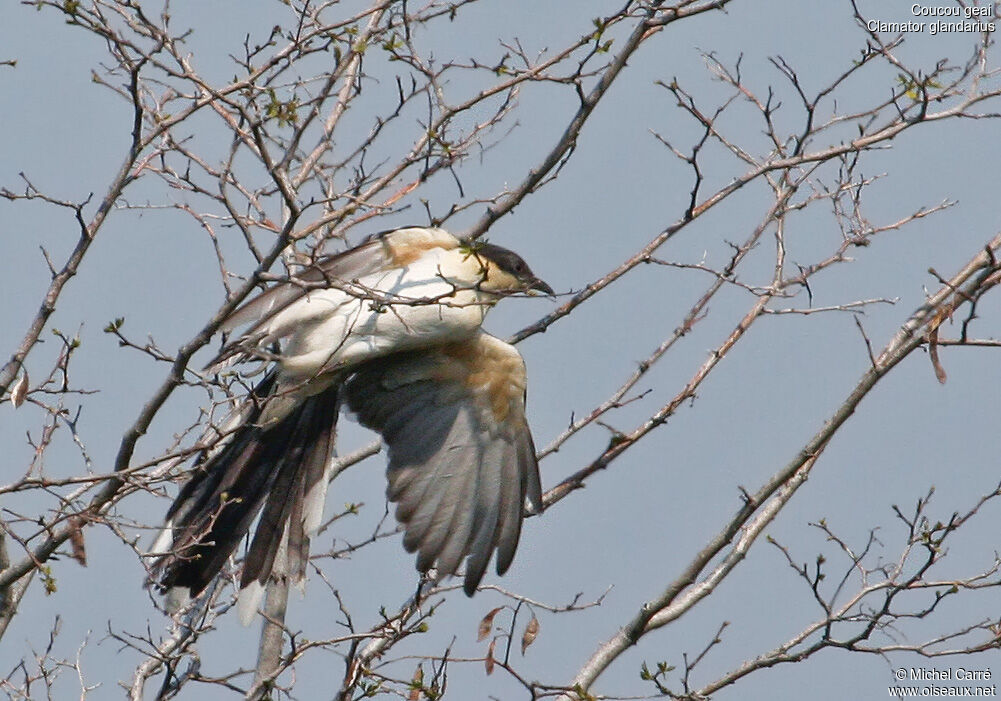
left=147, top=226, right=552, bottom=623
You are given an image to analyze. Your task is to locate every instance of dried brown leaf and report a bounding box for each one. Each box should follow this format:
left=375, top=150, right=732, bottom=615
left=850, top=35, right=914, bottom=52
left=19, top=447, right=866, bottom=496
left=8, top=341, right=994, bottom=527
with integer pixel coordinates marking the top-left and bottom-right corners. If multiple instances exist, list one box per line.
left=928, top=324, right=947, bottom=384
left=69, top=524, right=87, bottom=566
left=478, top=606, right=503, bottom=642
left=521, top=613, right=539, bottom=655
left=485, top=638, right=496, bottom=675
left=407, top=663, right=423, bottom=700
left=11, top=371, right=28, bottom=409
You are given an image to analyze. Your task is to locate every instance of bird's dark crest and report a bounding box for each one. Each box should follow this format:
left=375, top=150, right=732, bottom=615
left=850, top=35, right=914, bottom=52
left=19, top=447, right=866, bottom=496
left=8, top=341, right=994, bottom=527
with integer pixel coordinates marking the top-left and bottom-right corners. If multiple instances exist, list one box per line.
left=459, top=239, right=538, bottom=284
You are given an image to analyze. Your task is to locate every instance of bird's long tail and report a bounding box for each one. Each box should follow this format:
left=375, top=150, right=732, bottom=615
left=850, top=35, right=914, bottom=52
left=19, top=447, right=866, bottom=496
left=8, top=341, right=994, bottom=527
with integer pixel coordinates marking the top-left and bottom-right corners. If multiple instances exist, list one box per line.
left=149, top=372, right=340, bottom=623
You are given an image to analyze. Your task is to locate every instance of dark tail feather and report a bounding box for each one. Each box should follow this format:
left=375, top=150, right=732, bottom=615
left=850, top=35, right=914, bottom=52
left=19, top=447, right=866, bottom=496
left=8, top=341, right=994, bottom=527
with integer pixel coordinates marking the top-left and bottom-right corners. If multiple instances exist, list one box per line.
left=150, top=373, right=340, bottom=619
left=241, top=388, right=339, bottom=588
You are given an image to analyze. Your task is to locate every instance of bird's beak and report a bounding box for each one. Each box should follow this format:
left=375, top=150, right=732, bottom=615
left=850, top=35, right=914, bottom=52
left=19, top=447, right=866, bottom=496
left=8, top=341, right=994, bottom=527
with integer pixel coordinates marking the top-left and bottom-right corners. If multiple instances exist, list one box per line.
left=527, top=277, right=555, bottom=296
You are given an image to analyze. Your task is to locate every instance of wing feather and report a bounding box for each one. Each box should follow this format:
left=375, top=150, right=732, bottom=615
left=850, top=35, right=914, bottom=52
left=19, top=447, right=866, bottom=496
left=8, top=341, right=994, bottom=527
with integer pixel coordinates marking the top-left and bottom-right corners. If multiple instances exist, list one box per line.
left=436, top=440, right=507, bottom=578
left=344, top=331, right=541, bottom=593
left=415, top=429, right=482, bottom=572
left=461, top=461, right=502, bottom=593
left=494, top=444, right=521, bottom=574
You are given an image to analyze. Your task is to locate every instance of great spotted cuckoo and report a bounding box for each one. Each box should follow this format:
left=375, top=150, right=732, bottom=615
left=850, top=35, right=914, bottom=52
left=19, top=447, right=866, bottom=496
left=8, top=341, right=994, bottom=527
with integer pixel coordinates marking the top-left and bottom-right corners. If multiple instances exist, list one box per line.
left=148, top=227, right=552, bottom=622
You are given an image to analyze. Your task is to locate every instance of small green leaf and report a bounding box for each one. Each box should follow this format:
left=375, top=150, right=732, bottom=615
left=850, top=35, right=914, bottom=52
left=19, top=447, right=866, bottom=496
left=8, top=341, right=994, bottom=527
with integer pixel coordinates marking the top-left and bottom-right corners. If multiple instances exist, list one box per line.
left=42, top=565, right=57, bottom=594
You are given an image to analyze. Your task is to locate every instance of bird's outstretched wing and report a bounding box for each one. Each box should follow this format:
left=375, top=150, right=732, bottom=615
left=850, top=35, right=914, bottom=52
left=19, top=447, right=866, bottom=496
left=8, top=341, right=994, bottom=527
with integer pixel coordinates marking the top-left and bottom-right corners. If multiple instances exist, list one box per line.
left=344, top=331, right=543, bottom=595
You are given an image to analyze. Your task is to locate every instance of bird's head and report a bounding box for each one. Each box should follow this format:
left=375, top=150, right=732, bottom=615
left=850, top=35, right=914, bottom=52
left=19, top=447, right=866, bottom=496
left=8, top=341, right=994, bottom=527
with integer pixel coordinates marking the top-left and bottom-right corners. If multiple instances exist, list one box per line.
left=461, top=240, right=554, bottom=296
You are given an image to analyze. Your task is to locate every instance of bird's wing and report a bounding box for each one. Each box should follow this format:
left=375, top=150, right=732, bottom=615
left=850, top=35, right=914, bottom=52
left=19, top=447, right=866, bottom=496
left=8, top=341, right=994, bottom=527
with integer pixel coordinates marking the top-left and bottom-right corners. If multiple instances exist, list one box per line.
left=209, top=227, right=460, bottom=369
left=343, top=331, right=543, bottom=595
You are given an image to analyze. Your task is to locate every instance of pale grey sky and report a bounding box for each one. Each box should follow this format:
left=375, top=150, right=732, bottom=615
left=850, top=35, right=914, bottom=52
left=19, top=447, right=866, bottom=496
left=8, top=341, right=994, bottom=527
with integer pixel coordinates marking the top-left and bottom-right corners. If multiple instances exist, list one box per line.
left=3, top=1, right=1000, bottom=699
